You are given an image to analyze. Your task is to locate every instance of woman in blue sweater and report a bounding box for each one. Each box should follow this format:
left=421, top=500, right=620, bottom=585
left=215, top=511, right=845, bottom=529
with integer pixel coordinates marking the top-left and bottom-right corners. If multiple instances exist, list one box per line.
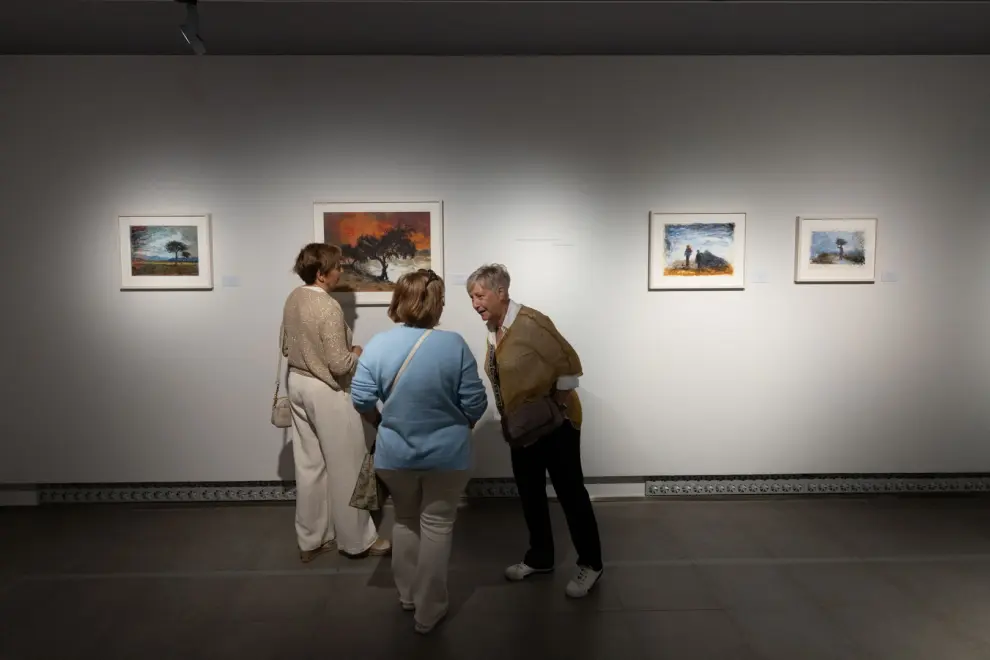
left=351, top=269, right=488, bottom=634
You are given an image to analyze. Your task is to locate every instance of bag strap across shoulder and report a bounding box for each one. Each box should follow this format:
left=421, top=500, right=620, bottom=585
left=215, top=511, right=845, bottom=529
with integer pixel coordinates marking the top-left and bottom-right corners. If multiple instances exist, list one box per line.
left=387, top=329, right=432, bottom=397
left=274, top=322, right=286, bottom=404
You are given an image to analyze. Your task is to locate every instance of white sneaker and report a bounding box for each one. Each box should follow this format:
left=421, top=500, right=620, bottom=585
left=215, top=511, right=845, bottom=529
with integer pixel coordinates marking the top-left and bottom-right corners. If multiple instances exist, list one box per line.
left=414, top=606, right=448, bottom=635
left=565, top=566, right=602, bottom=598
left=504, top=562, right=554, bottom=581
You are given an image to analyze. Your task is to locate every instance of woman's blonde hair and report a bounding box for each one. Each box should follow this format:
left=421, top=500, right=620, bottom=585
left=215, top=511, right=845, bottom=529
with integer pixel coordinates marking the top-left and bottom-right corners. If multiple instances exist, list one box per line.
left=293, top=243, right=342, bottom=285
left=388, top=269, right=445, bottom=328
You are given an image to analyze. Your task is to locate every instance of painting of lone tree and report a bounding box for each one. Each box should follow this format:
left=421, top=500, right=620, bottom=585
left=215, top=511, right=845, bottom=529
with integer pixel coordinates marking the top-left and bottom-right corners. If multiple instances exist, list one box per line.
left=118, top=215, right=214, bottom=290
left=809, top=231, right=866, bottom=266
left=795, top=216, right=877, bottom=283
left=129, top=226, right=200, bottom=276
left=314, top=201, right=444, bottom=305
left=649, top=212, right=746, bottom=290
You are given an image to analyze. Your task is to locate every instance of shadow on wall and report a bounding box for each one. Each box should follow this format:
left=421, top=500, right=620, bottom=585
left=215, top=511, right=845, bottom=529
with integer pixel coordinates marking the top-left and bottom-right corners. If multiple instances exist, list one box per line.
left=333, top=290, right=359, bottom=334
left=575, top=387, right=634, bottom=473
left=470, top=412, right=512, bottom=477
left=278, top=430, right=294, bottom=482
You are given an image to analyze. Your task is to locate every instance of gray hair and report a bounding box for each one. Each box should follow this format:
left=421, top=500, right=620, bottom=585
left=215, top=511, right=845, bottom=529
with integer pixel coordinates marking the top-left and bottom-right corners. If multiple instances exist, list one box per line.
left=466, top=263, right=511, bottom=294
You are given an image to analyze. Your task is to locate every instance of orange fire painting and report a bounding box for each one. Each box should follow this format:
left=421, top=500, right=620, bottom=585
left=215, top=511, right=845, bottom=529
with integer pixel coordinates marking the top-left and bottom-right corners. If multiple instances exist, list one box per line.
left=322, top=211, right=433, bottom=293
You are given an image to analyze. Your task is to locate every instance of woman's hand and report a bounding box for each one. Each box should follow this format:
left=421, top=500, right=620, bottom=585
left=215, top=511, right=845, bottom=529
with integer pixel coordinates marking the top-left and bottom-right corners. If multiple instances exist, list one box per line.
left=359, top=408, right=381, bottom=429
left=351, top=345, right=363, bottom=357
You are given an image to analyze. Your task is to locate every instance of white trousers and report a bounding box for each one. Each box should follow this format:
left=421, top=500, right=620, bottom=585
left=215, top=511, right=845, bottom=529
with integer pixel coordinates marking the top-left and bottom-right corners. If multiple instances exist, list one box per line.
left=376, top=468, right=471, bottom=628
left=287, top=372, right=378, bottom=555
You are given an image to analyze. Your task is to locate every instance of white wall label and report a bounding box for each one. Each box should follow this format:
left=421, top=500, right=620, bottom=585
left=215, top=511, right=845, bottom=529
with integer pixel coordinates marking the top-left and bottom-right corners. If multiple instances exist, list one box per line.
left=447, top=273, right=468, bottom=286
left=881, top=271, right=899, bottom=282
left=751, top=271, right=771, bottom=284
left=221, top=275, right=241, bottom=287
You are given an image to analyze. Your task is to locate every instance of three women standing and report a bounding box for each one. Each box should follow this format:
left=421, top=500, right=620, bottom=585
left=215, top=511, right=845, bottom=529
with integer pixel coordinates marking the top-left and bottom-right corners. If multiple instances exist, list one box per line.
left=281, top=244, right=602, bottom=634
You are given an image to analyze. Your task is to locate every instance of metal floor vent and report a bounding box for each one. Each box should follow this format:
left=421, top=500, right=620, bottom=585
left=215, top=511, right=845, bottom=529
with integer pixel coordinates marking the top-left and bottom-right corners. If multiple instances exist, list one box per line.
left=27, top=474, right=990, bottom=504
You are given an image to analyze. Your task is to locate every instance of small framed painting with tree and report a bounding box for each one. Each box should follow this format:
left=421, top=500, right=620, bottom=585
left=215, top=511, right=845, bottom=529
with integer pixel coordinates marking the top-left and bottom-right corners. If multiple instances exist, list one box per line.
left=118, top=214, right=214, bottom=290
left=313, top=201, right=444, bottom=305
left=795, top=215, right=878, bottom=283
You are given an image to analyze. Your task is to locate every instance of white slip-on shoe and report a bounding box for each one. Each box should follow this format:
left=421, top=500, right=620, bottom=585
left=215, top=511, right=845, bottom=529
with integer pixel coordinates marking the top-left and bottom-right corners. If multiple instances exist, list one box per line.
left=565, top=565, right=603, bottom=598
left=504, top=562, right=554, bottom=582
left=414, top=606, right=448, bottom=634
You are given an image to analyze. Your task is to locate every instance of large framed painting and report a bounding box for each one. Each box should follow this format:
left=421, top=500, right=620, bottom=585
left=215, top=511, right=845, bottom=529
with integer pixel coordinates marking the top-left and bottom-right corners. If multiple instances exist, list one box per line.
left=118, top=214, right=214, bottom=290
left=313, top=201, right=443, bottom=305
left=648, top=212, right=746, bottom=290
left=795, top=215, right=878, bottom=283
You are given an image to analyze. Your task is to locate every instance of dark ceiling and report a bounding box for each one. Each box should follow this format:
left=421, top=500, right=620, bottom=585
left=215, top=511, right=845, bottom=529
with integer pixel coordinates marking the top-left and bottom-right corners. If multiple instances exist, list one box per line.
left=2, top=1, right=990, bottom=56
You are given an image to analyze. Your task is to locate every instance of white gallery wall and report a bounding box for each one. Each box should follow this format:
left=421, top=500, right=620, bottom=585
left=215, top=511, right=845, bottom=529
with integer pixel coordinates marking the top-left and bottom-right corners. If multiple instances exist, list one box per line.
left=0, top=55, right=988, bottom=484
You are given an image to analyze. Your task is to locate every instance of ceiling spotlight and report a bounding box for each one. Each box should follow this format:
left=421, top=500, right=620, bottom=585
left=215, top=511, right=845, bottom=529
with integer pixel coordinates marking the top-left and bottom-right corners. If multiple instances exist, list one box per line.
left=176, top=0, right=206, bottom=55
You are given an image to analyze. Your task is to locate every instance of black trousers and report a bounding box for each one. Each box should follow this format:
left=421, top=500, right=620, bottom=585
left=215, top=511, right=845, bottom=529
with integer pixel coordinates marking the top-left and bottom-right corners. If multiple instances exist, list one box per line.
left=509, top=420, right=603, bottom=572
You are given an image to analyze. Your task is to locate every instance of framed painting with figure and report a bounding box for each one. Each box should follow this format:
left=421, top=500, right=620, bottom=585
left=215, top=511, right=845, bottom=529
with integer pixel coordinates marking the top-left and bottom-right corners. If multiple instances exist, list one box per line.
left=118, top=215, right=213, bottom=290
left=648, top=212, right=746, bottom=290
left=795, top=216, right=878, bottom=283
left=314, top=201, right=444, bottom=305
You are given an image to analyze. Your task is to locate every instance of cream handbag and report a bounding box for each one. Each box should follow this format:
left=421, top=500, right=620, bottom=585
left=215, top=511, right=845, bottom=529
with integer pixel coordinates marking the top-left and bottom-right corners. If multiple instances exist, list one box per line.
left=271, top=323, right=292, bottom=429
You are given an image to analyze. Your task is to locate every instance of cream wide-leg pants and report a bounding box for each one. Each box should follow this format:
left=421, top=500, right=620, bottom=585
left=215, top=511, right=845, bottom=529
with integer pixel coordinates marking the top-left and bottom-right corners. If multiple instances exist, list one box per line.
left=287, top=371, right=378, bottom=555
left=376, top=469, right=471, bottom=627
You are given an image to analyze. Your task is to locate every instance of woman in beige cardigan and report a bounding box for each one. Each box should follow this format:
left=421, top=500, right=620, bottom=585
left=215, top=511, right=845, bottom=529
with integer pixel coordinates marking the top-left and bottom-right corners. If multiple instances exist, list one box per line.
left=282, top=243, right=391, bottom=562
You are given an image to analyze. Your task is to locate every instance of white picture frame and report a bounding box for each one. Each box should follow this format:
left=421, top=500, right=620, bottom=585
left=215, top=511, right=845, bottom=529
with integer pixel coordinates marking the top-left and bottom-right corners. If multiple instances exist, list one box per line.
left=648, top=212, right=747, bottom=290
left=795, top=215, right=878, bottom=283
left=118, top=214, right=214, bottom=290
left=313, top=200, right=444, bottom=306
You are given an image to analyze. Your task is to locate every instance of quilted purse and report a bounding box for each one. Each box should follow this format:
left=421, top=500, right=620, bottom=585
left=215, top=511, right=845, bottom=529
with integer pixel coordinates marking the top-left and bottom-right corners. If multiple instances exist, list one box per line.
left=271, top=323, right=292, bottom=429
left=502, top=395, right=565, bottom=448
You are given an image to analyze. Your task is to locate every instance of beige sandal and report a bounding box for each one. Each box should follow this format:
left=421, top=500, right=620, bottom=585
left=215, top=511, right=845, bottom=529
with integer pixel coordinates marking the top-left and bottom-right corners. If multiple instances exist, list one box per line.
left=299, top=540, right=335, bottom=563
left=339, top=537, right=392, bottom=559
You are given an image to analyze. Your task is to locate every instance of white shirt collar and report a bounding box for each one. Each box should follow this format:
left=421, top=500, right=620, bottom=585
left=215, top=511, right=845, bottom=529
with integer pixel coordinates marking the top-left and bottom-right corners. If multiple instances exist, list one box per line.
left=488, top=299, right=521, bottom=343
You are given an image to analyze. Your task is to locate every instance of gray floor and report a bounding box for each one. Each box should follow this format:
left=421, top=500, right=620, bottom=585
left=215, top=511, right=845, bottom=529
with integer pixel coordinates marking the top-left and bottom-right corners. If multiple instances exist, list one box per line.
left=3, top=496, right=990, bottom=659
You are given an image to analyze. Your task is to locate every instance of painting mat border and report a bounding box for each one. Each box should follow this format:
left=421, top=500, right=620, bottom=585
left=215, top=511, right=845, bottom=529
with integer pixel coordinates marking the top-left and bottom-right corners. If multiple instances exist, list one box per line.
left=647, top=211, right=747, bottom=291
left=118, top=214, right=214, bottom=291
left=312, top=200, right=444, bottom=306
left=794, top=214, right=878, bottom=284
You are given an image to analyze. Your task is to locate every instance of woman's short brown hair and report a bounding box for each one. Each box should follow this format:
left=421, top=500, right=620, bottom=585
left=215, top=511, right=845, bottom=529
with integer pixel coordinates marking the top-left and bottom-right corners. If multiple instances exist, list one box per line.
left=388, top=269, right=445, bottom=328
left=293, top=243, right=342, bottom=285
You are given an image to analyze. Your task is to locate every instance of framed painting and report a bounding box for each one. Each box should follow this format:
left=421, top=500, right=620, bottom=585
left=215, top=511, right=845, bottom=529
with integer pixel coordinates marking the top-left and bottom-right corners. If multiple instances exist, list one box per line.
left=795, top=215, right=878, bottom=283
left=648, top=212, right=746, bottom=290
left=313, top=201, right=444, bottom=305
left=118, top=214, right=213, bottom=290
